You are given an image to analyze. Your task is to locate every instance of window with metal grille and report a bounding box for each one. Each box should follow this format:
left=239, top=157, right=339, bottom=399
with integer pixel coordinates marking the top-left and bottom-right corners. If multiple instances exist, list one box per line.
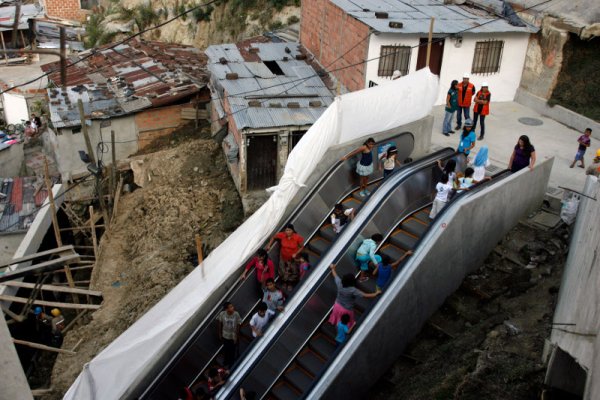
left=377, top=45, right=411, bottom=77
left=471, top=40, right=504, bottom=75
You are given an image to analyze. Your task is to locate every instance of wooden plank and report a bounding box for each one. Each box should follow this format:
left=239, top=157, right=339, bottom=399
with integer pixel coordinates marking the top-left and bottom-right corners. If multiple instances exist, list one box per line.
left=0, top=254, right=81, bottom=283
left=13, top=338, right=76, bottom=355
left=32, top=389, right=53, bottom=397
left=64, top=311, right=87, bottom=334
left=181, top=109, right=208, bottom=119
left=90, top=206, right=98, bottom=259
left=0, top=295, right=101, bottom=310
left=111, top=177, right=124, bottom=226
left=0, top=245, right=75, bottom=269
left=0, top=281, right=102, bottom=297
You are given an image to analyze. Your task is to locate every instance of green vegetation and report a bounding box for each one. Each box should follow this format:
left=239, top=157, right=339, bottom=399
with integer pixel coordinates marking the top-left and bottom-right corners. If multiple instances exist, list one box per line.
left=85, top=11, right=118, bottom=48
left=550, top=35, right=600, bottom=122
left=287, top=15, right=299, bottom=24
left=134, top=3, right=161, bottom=31
left=192, top=4, right=214, bottom=22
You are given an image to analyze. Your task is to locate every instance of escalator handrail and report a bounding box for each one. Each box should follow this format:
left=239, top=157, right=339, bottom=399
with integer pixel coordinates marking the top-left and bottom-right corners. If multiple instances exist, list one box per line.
left=141, top=133, right=414, bottom=397
left=304, top=169, right=512, bottom=399
left=216, top=148, right=456, bottom=399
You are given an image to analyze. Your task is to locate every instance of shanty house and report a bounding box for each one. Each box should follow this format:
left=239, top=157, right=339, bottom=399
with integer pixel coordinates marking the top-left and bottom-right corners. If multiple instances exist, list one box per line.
left=41, top=39, right=209, bottom=178
left=207, top=39, right=334, bottom=211
left=301, top=0, right=537, bottom=104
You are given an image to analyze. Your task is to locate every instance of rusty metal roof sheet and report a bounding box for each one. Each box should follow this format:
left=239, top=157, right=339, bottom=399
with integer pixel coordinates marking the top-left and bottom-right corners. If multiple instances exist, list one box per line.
left=42, top=39, right=209, bottom=128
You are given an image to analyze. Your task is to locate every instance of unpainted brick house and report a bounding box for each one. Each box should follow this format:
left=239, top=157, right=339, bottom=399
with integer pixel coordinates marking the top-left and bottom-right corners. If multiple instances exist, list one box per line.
left=207, top=38, right=333, bottom=212
left=42, top=0, right=98, bottom=21
left=301, top=0, right=537, bottom=104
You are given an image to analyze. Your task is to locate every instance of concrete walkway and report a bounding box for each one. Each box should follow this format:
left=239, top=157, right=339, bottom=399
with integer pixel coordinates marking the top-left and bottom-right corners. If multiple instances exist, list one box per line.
left=429, top=101, right=594, bottom=194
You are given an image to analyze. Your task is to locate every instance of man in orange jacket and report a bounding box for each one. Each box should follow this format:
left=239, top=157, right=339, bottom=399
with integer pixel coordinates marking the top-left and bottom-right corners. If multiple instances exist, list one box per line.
left=455, top=73, right=476, bottom=130
left=473, top=83, right=491, bottom=140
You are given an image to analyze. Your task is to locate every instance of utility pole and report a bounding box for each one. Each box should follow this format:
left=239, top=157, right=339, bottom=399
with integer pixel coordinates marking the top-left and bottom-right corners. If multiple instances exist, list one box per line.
left=426, top=17, right=435, bottom=69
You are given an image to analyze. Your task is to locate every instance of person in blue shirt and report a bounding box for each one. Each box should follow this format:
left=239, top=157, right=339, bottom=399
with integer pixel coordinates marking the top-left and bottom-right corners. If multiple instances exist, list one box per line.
left=335, top=314, right=352, bottom=347
left=372, top=252, right=413, bottom=291
left=457, top=119, right=477, bottom=160
left=355, top=233, right=383, bottom=282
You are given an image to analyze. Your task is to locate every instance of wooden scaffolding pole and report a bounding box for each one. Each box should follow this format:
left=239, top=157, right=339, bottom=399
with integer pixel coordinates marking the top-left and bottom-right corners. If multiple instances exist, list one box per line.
left=89, top=206, right=98, bottom=259
left=425, top=17, right=435, bottom=68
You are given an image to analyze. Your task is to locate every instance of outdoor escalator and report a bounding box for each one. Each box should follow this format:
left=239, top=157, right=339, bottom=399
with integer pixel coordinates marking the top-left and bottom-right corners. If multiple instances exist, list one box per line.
left=218, top=155, right=510, bottom=399
left=139, top=133, right=418, bottom=399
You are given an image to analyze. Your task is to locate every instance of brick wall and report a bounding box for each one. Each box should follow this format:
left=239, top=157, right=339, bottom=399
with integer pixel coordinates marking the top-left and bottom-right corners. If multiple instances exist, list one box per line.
left=300, top=0, right=370, bottom=92
left=44, top=0, right=86, bottom=22
left=135, top=104, right=185, bottom=150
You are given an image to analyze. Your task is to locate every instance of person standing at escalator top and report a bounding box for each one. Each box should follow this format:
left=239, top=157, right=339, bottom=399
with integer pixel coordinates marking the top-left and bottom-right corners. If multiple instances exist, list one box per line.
left=508, top=135, right=536, bottom=172
left=342, top=137, right=376, bottom=197
left=455, top=73, right=476, bottom=130
left=472, top=83, right=491, bottom=140
left=457, top=119, right=477, bottom=161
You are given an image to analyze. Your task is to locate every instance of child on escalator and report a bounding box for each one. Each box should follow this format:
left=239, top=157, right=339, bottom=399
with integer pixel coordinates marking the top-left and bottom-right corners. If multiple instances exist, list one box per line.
left=372, top=252, right=413, bottom=291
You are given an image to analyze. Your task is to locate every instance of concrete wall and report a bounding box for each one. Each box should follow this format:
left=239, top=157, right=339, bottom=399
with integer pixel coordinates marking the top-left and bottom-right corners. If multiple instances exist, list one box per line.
left=546, top=176, right=600, bottom=398
left=365, top=32, right=531, bottom=105
left=0, top=316, right=32, bottom=400
left=55, top=115, right=138, bottom=179
left=300, top=0, right=370, bottom=92
left=313, top=158, right=554, bottom=399
left=0, top=142, right=24, bottom=177
left=2, top=92, right=29, bottom=125
left=0, top=232, right=26, bottom=267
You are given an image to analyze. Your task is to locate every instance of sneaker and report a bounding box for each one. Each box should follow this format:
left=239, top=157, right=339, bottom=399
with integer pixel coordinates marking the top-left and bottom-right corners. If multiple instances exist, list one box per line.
left=364, top=190, right=371, bottom=195
left=478, top=135, right=484, bottom=140
left=454, top=125, right=461, bottom=130
left=359, top=276, right=369, bottom=282
left=358, top=190, right=366, bottom=197
left=443, top=132, right=450, bottom=137
left=449, top=130, right=455, bottom=133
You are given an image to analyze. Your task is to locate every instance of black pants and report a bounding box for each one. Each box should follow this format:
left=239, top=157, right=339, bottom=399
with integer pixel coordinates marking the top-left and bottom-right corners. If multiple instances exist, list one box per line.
left=473, top=113, right=486, bottom=137
left=222, top=338, right=237, bottom=368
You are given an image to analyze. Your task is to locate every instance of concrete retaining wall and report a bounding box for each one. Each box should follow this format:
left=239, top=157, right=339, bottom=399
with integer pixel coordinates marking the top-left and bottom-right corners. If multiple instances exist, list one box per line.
left=314, top=158, right=554, bottom=399
left=516, top=88, right=600, bottom=140
left=0, top=142, right=24, bottom=177
left=546, top=175, right=599, bottom=399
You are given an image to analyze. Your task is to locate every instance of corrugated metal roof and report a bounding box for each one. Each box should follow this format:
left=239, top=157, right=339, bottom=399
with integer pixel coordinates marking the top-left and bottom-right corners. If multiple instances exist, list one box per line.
left=330, top=0, right=537, bottom=34
left=0, top=177, right=47, bottom=234
left=207, top=39, right=333, bottom=131
left=42, top=39, right=208, bottom=128
left=0, top=4, right=43, bottom=32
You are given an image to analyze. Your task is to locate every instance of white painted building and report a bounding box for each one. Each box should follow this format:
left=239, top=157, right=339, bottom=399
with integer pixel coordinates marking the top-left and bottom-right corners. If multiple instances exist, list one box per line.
left=301, top=0, right=537, bottom=105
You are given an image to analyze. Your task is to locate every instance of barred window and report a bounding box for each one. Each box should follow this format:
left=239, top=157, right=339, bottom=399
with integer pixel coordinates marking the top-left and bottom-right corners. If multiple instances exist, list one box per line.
left=377, top=45, right=411, bottom=77
left=471, top=40, right=504, bottom=74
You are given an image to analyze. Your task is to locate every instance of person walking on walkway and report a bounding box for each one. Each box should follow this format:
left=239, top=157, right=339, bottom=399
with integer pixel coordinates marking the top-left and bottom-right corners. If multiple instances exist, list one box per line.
left=217, top=302, right=241, bottom=368
left=455, top=73, right=476, bottom=130
left=328, top=264, right=380, bottom=329
left=443, top=80, right=459, bottom=136
left=473, top=83, right=491, bottom=140
left=570, top=128, right=592, bottom=169
left=508, top=135, right=536, bottom=172
left=342, top=138, right=376, bottom=197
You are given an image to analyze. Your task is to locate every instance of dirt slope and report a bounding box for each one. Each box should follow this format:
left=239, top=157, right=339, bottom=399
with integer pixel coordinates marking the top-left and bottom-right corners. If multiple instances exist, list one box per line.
left=47, top=129, right=243, bottom=398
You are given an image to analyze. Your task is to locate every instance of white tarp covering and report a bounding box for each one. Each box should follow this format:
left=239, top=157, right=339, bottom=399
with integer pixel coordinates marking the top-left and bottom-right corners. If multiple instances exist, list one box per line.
left=64, top=69, right=439, bottom=400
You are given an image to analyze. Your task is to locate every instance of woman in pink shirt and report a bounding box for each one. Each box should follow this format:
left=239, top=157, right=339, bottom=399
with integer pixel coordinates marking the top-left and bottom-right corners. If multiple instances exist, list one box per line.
left=240, top=249, right=274, bottom=287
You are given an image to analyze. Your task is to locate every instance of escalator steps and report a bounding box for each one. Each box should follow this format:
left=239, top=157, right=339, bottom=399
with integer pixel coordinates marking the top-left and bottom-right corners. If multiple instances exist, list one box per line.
left=271, top=381, right=302, bottom=400
left=401, top=218, right=428, bottom=237
left=284, top=364, right=314, bottom=393
left=320, top=322, right=337, bottom=341
left=305, top=249, right=321, bottom=265
left=309, top=237, right=331, bottom=255
left=379, top=243, right=406, bottom=261
left=389, top=229, right=418, bottom=250
left=296, top=349, right=326, bottom=378
left=309, top=334, right=336, bottom=359
left=414, top=209, right=432, bottom=224
left=319, top=224, right=336, bottom=242
left=343, top=197, right=362, bottom=210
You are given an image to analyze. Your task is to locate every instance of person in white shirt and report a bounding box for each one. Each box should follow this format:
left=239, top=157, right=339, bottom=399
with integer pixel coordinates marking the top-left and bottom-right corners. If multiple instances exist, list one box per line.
left=249, top=302, right=275, bottom=338
left=331, top=203, right=354, bottom=234
left=430, top=173, right=453, bottom=219
left=471, top=145, right=490, bottom=181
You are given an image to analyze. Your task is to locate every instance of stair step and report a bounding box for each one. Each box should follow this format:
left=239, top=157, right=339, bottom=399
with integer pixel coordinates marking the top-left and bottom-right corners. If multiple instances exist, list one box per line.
left=413, top=209, right=432, bottom=224
left=379, top=243, right=406, bottom=261
left=342, top=197, right=362, bottom=211
left=305, top=249, right=321, bottom=266
left=320, top=322, right=337, bottom=341
left=401, top=217, right=428, bottom=237
left=319, top=224, right=337, bottom=242
left=284, top=364, right=314, bottom=394
left=309, top=237, right=331, bottom=256
left=296, top=348, right=326, bottom=377
left=271, top=381, right=302, bottom=400
left=389, top=229, right=418, bottom=250
left=309, top=333, right=336, bottom=360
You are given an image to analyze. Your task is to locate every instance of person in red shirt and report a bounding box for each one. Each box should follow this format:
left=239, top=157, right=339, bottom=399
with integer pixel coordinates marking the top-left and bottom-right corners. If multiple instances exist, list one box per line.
left=455, top=73, right=476, bottom=130
left=240, top=249, right=274, bottom=287
left=266, top=223, right=304, bottom=285
left=473, top=83, right=491, bottom=140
